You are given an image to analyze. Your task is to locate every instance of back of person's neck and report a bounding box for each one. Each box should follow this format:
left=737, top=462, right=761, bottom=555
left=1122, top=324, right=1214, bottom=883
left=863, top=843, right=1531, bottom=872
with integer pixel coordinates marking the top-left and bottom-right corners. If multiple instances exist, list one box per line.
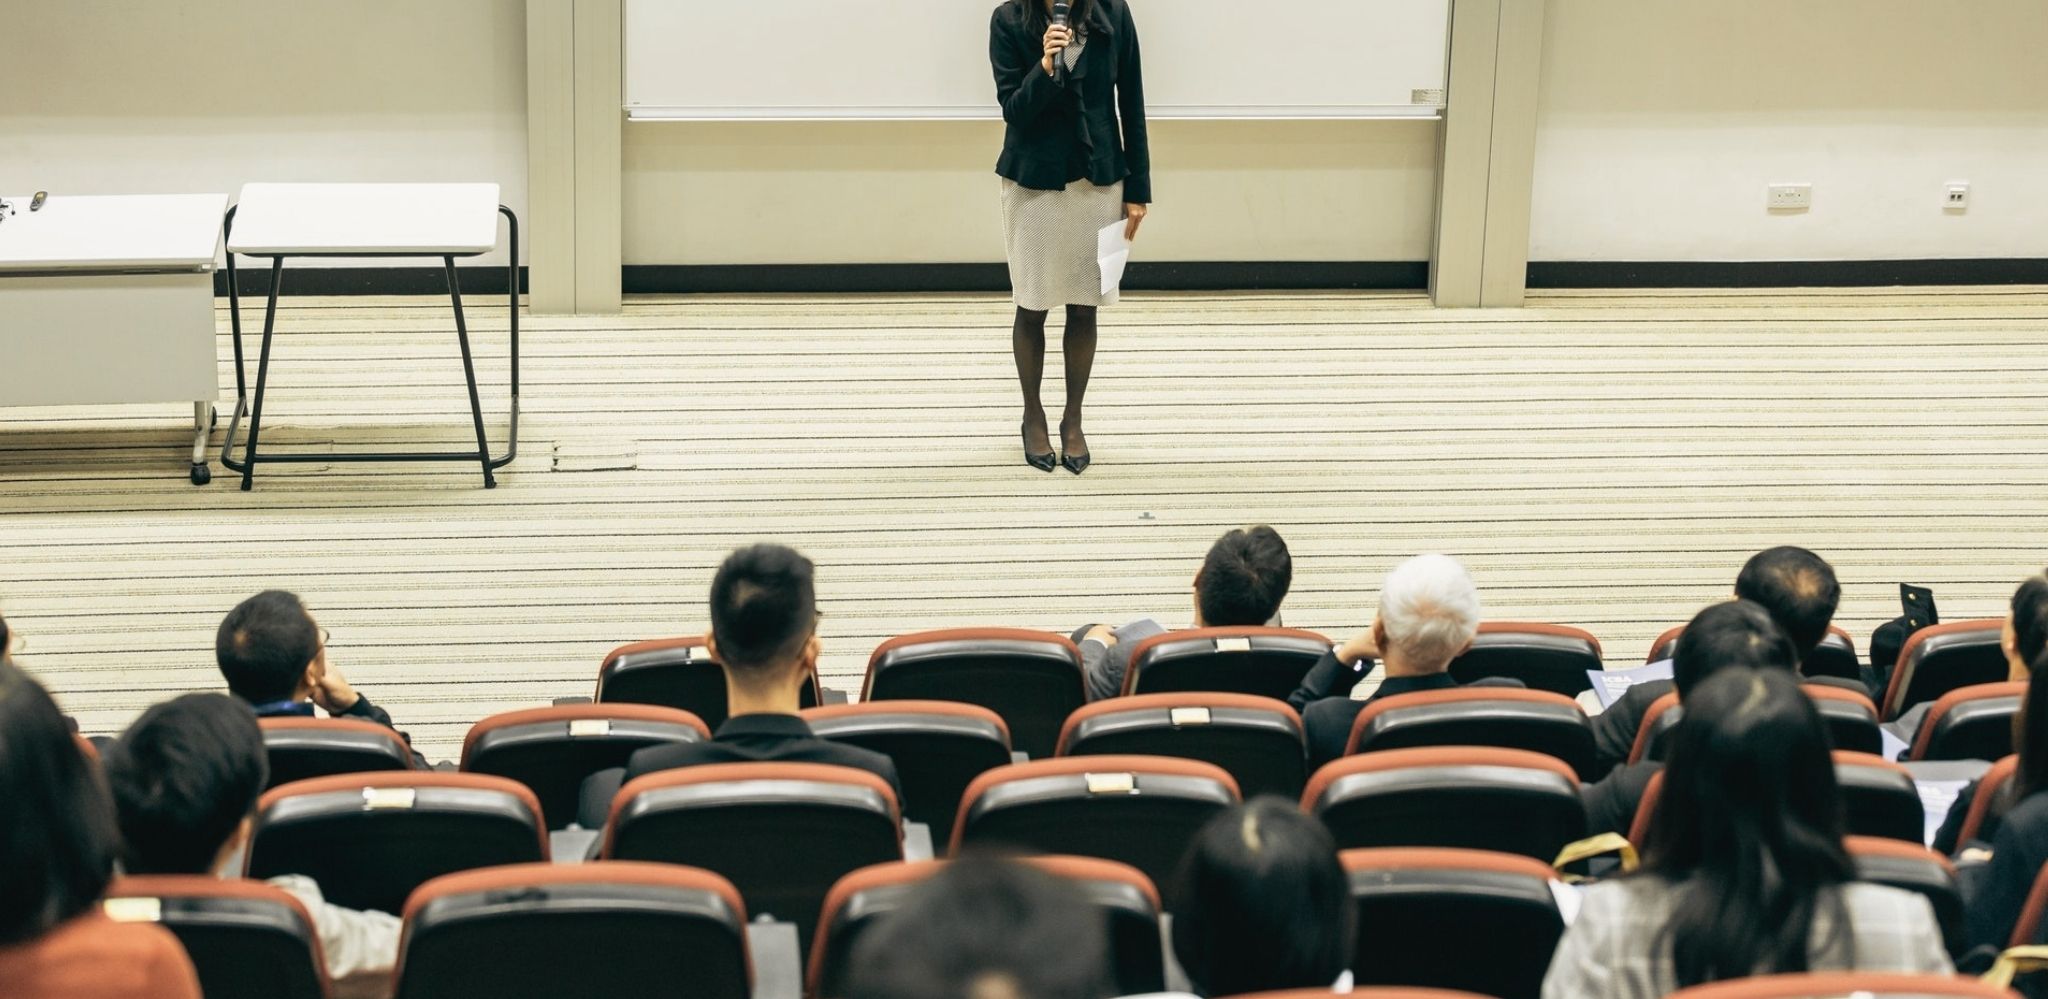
left=725, top=670, right=806, bottom=718
left=1379, top=651, right=1447, bottom=680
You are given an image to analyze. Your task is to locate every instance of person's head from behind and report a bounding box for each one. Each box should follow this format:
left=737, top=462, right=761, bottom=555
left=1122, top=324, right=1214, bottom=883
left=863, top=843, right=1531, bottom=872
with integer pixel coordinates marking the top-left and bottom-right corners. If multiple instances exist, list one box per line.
left=845, top=855, right=1112, bottom=999
left=1172, top=797, right=1354, bottom=997
left=2011, top=645, right=2048, bottom=801
left=1193, top=526, right=1292, bottom=627
left=1373, top=553, right=1480, bottom=674
left=1671, top=599, right=1798, bottom=700
left=216, top=590, right=323, bottom=705
left=1641, top=667, right=1853, bottom=986
left=104, top=693, right=268, bottom=876
left=2006, top=569, right=2048, bottom=680
left=708, top=544, right=820, bottom=703
left=0, top=660, right=120, bottom=945
left=1732, top=546, right=1841, bottom=660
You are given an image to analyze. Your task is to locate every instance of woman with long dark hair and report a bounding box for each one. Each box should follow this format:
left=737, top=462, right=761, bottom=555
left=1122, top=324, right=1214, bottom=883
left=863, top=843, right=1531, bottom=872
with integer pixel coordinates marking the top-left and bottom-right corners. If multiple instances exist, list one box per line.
left=1543, top=668, right=1950, bottom=996
left=1964, top=644, right=2048, bottom=954
left=989, top=0, right=1150, bottom=475
left=0, top=661, right=201, bottom=998
left=1929, top=568, right=2048, bottom=855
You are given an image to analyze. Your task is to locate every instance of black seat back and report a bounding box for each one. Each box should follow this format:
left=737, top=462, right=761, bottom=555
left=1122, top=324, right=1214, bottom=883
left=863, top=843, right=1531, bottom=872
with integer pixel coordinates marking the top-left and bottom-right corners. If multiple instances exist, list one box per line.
left=1342, top=848, right=1564, bottom=999
left=105, top=877, right=327, bottom=999
left=1123, top=627, right=1332, bottom=702
left=863, top=629, right=1085, bottom=759
left=460, top=705, right=710, bottom=830
left=1058, top=693, right=1308, bottom=799
left=1448, top=623, right=1603, bottom=696
left=804, top=701, right=1014, bottom=844
left=1305, top=748, right=1586, bottom=862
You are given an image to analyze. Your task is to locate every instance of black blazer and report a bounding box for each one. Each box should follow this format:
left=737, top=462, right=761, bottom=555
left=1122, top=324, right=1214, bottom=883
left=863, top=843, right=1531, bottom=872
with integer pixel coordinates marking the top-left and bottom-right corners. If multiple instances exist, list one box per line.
left=989, top=0, right=1152, bottom=204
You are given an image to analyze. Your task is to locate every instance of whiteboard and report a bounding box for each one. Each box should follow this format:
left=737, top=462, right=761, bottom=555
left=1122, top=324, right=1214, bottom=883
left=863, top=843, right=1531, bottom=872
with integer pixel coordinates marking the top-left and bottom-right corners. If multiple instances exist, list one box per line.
left=624, top=0, right=1450, bottom=121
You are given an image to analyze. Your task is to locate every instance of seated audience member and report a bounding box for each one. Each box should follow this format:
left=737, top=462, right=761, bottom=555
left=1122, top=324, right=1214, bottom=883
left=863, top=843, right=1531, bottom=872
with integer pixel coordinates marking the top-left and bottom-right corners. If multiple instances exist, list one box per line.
left=1591, top=546, right=1843, bottom=778
left=1287, top=553, right=1497, bottom=766
left=1927, top=569, right=2048, bottom=855
left=215, top=590, right=426, bottom=768
left=1581, top=599, right=1800, bottom=836
left=1171, top=797, right=1355, bottom=997
left=0, top=609, right=12, bottom=666
left=0, top=662, right=201, bottom=999
left=1542, top=668, right=1950, bottom=997
left=844, top=855, right=1113, bottom=999
left=1961, top=649, right=2048, bottom=955
left=1076, top=525, right=1294, bottom=701
left=104, top=693, right=399, bottom=998
left=577, top=544, right=901, bottom=827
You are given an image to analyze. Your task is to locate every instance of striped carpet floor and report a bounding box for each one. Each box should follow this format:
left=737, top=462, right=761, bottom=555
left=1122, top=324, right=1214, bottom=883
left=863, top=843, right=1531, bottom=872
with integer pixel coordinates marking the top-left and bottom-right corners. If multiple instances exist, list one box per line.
left=2, top=286, right=2044, bottom=759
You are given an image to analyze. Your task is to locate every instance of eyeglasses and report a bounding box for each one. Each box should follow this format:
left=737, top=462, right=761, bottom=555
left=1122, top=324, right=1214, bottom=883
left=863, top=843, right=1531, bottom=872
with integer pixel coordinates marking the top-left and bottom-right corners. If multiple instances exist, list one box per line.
left=318, top=627, right=331, bottom=647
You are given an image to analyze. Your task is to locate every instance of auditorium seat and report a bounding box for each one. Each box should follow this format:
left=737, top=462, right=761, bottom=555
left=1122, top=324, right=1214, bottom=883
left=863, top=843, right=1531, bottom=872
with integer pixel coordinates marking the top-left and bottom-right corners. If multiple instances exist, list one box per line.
left=951, top=755, right=1239, bottom=891
left=802, top=699, right=1013, bottom=844
left=1909, top=681, right=2024, bottom=762
left=459, top=703, right=710, bottom=830
left=1956, top=755, right=2020, bottom=848
left=1649, top=624, right=1863, bottom=684
left=1057, top=692, right=1307, bottom=799
left=595, top=635, right=820, bottom=728
left=392, top=863, right=750, bottom=999
left=1630, top=756, right=1923, bottom=847
left=807, top=856, right=1164, bottom=999
left=1628, top=686, right=1882, bottom=765
left=862, top=628, right=1085, bottom=759
left=602, top=761, right=902, bottom=952
left=104, top=875, right=328, bottom=999
left=246, top=772, right=548, bottom=915
left=1833, top=751, right=1926, bottom=843
left=1663, top=973, right=2014, bottom=999
left=1880, top=619, right=2008, bottom=721
left=1448, top=622, right=1604, bottom=697
left=1121, top=626, right=1332, bottom=701
left=1844, top=836, right=1966, bottom=958
left=1303, top=748, right=1585, bottom=862
left=1344, top=687, right=1596, bottom=778
left=1340, top=847, right=1562, bottom=999
left=259, top=716, right=419, bottom=789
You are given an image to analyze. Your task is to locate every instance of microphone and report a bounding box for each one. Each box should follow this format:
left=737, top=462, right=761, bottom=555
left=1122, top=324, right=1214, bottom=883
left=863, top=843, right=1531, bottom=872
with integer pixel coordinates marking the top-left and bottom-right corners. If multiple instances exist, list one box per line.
left=1051, top=1, right=1072, bottom=81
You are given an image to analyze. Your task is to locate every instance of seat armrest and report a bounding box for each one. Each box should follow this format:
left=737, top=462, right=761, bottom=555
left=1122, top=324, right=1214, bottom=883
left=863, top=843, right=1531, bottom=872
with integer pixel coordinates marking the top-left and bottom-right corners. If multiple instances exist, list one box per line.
left=550, top=827, right=602, bottom=864
left=748, top=919, right=804, bottom=999
left=904, top=822, right=936, bottom=862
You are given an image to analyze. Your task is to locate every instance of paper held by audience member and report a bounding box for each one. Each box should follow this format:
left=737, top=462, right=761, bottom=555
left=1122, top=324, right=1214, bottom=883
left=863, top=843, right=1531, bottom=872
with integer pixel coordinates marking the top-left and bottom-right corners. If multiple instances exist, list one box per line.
left=1097, top=219, right=1131, bottom=302
left=1587, top=660, right=1675, bottom=711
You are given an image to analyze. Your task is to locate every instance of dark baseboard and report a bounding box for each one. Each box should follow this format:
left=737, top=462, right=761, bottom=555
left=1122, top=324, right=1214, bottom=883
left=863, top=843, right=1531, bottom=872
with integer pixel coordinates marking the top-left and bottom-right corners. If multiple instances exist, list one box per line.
left=622, top=261, right=1430, bottom=294
left=200, top=258, right=2047, bottom=297
left=212, top=266, right=527, bottom=297
left=1528, top=258, right=2048, bottom=289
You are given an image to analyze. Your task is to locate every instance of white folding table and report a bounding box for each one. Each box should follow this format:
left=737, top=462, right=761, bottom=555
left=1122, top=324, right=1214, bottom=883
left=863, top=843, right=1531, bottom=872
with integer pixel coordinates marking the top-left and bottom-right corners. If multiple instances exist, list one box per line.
left=0, top=193, right=227, bottom=484
left=220, top=182, right=519, bottom=490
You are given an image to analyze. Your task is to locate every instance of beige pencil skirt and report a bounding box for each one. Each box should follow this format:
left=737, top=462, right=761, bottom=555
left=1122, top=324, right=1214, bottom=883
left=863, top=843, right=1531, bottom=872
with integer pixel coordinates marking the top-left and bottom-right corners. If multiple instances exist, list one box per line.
left=1000, top=178, right=1125, bottom=311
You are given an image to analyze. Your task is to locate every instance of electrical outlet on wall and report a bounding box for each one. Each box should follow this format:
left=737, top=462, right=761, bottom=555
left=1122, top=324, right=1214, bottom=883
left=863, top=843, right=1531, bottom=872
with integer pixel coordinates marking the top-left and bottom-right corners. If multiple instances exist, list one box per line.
left=1768, top=184, right=1813, bottom=211
left=1945, top=182, right=1970, bottom=211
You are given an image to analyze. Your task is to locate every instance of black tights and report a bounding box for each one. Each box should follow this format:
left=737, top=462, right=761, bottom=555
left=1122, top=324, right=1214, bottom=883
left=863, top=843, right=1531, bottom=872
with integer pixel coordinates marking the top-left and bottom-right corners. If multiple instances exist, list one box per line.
left=1013, top=305, right=1097, bottom=455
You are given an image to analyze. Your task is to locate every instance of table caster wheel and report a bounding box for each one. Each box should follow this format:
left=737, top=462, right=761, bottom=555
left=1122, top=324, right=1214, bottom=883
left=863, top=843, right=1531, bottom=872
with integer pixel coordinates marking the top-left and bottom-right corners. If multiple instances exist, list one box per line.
left=190, top=463, right=212, bottom=486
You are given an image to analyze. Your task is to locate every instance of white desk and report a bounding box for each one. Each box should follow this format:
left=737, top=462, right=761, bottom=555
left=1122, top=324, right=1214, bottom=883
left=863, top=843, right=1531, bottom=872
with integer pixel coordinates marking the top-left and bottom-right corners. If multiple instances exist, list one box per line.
left=221, top=183, right=519, bottom=490
left=0, top=193, right=227, bottom=484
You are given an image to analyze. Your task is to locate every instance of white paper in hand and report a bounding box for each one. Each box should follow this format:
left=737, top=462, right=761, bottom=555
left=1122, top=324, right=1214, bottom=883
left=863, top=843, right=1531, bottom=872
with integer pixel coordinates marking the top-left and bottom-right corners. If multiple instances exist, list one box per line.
left=1096, top=218, right=1131, bottom=303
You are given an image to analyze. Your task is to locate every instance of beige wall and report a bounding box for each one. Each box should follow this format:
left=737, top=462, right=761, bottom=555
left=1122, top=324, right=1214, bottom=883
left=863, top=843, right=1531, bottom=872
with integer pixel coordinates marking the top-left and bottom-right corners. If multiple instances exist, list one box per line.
left=621, top=120, right=1442, bottom=265
left=1531, top=0, right=2048, bottom=262
left=0, top=0, right=528, bottom=267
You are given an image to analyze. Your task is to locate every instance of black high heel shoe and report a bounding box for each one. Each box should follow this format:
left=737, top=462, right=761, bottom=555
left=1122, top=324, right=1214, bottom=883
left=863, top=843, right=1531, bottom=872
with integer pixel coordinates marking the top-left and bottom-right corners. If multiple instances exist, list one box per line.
left=1022, top=423, right=1057, bottom=472
left=1059, top=421, right=1090, bottom=475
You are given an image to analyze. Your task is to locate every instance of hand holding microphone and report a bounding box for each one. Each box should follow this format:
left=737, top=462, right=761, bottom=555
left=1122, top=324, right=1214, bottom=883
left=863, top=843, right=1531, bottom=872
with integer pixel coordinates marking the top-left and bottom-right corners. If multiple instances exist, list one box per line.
left=1040, top=1, right=1073, bottom=78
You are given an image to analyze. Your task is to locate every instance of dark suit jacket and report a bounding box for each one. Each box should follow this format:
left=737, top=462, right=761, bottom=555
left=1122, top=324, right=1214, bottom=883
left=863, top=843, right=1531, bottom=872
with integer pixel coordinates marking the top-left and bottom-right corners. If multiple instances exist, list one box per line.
left=577, top=713, right=903, bottom=828
left=990, top=0, right=1151, bottom=203
left=1588, top=679, right=1675, bottom=781
left=1583, top=760, right=1661, bottom=836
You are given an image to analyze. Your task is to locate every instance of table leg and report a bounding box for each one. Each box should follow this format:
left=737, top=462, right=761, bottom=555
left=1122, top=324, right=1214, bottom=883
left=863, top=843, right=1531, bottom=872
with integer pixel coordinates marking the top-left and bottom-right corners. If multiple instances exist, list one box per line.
left=240, top=258, right=285, bottom=491
left=444, top=255, right=496, bottom=489
left=490, top=204, right=520, bottom=471
left=188, top=400, right=214, bottom=485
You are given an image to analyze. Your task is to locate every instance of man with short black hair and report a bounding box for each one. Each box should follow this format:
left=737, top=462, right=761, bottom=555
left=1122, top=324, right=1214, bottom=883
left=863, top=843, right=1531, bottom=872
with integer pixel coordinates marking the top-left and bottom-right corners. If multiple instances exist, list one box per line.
left=844, top=856, right=1114, bottom=999
left=1075, top=525, right=1294, bottom=700
left=103, top=693, right=400, bottom=996
left=576, top=544, right=901, bottom=827
left=214, top=590, right=425, bottom=769
left=1588, top=546, right=1843, bottom=778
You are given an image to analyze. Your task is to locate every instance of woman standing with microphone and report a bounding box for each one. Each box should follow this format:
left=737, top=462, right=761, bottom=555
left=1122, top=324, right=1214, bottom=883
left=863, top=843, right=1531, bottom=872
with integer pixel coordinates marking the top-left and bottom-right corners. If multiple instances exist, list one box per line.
left=990, top=0, right=1150, bottom=475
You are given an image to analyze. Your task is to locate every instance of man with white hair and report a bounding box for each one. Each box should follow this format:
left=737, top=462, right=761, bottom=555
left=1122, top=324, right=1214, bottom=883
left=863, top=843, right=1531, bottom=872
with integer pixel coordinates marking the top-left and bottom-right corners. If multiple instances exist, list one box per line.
left=1287, top=553, right=1491, bottom=766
